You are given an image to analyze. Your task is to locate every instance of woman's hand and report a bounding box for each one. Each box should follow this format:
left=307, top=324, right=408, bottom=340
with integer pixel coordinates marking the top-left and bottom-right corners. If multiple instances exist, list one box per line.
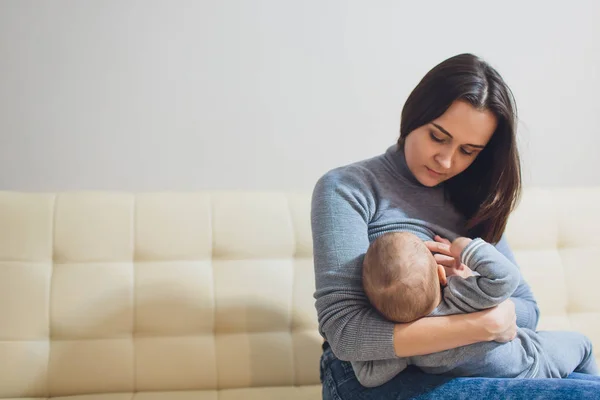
left=480, top=299, right=518, bottom=343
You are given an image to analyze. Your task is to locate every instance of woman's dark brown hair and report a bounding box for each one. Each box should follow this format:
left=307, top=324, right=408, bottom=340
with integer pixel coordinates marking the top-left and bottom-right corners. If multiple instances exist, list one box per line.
left=398, top=53, right=521, bottom=243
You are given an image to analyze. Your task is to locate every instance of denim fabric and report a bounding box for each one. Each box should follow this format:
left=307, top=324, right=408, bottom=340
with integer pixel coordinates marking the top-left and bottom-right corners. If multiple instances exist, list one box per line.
left=320, top=343, right=600, bottom=400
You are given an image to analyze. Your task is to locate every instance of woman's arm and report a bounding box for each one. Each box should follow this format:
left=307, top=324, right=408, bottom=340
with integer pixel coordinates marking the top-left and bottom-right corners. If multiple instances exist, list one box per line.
left=393, top=300, right=516, bottom=356
left=311, top=170, right=515, bottom=362
left=494, top=235, right=540, bottom=330
left=352, top=300, right=517, bottom=388
left=312, top=169, right=394, bottom=361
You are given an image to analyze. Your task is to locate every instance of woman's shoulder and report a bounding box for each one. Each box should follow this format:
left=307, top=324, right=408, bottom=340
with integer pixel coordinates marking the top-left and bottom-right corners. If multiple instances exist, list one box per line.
left=311, top=151, right=399, bottom=221
left=313, top=152, right=388, bottom=197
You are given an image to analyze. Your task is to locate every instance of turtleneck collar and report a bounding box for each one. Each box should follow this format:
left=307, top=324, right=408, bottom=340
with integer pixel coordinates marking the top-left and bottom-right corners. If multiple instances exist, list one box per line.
left=384, top=143, right=424, bottom=187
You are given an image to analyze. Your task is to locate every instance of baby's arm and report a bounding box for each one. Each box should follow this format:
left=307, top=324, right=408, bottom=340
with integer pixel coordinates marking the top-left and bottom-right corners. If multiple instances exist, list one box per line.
left=351, top=358, right=409, bottom=388
left=432, top=238, right=521, bottom=315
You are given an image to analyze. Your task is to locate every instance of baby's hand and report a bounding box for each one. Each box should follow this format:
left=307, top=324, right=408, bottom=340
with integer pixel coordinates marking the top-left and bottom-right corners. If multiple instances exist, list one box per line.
left=450, top=237, right=472, bottom=262
left=445, top=263, right=475, bottom=279
left=430, top=236, right=474, bottom=279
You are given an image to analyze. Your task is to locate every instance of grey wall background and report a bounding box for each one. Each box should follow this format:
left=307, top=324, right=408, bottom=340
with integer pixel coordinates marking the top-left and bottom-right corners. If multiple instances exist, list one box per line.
left=1, top=0, right=599, bottom=191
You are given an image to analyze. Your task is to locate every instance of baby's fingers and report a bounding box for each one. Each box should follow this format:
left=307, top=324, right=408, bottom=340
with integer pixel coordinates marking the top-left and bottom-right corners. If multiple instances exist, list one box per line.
left=434, top=235, right=452, bottom=245
left=425, top=241, right=452, bottom=256
left=434, top=253, right=455, bottom=267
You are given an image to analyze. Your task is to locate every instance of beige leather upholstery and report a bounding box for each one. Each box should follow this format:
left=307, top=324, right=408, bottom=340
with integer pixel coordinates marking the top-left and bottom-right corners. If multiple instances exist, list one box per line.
left=0, top=188, right=598, bottom=399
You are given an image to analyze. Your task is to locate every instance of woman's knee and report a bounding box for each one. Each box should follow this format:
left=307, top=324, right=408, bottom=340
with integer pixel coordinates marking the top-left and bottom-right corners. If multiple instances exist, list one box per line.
left=584, top=335, right=594, bottom=355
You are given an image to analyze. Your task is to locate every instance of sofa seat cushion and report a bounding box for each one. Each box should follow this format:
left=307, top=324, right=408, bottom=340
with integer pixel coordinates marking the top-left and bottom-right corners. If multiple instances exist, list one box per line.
left=4, top=385, right=322, bottom=400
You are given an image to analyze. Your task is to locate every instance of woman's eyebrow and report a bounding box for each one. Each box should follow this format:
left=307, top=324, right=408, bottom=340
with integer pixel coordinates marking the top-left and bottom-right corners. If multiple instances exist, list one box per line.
left=432, top=123, right=454, bottom=138
left=431, top=123, right=485, bottom=149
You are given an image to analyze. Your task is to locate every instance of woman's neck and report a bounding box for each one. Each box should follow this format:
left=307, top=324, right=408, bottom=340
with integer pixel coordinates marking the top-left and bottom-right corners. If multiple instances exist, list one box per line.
left=385, top=144, right=425, bottom=187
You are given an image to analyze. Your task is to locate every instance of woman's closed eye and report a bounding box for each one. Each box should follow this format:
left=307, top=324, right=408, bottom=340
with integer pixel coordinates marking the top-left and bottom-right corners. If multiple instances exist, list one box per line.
left=430, top=130, right=477, bottom=156
left=460, top=147, right=475, bottom=156
left=429, top=131, right=444, bottom=143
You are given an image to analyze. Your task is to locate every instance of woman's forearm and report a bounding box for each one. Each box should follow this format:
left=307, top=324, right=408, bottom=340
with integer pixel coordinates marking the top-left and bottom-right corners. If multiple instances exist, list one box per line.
left=393, top=311, right=491, bottom=357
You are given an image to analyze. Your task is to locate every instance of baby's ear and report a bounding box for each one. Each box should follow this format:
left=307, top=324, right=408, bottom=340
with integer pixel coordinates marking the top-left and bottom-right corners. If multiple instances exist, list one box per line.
left=437, top=264, right=447, bottom=286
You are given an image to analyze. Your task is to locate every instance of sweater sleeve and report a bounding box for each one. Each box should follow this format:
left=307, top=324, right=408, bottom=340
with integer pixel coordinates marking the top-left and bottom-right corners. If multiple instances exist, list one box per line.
left=431, top=239, right=521, bottom=316
left=494, top=234, right=541, bottom=330
left=311, top=169, right=397, bottom=362
left=350, top=358, right=408, bottom=388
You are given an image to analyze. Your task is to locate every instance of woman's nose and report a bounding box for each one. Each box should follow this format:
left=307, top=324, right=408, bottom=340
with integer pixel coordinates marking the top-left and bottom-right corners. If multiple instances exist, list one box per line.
left=435, top=151, right=452, bottom=170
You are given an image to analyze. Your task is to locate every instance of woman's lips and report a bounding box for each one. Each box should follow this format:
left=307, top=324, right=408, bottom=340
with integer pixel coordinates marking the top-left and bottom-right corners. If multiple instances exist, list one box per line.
left=426, top=166, right=443, bottom=176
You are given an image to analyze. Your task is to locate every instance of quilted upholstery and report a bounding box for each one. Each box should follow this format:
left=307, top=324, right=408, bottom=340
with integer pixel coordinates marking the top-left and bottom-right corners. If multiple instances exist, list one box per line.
left=0, top=188, right=598, bottom=399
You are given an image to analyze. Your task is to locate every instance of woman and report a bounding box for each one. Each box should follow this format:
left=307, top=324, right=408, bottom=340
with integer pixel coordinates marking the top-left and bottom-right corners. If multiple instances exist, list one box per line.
left=311, top=53, right=600, bottom=399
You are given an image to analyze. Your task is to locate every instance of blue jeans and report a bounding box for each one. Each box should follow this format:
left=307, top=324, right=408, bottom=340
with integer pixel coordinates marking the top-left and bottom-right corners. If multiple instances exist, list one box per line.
left=320, top=342, right=600, bottom=400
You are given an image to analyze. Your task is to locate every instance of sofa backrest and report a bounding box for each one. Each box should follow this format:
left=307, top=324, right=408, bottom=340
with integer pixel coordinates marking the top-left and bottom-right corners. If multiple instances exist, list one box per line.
left=0, top=192, right=319, bottom=398
left=0, top=188, right=599, bottom=398
left=502, top=188, right=600, bottom=338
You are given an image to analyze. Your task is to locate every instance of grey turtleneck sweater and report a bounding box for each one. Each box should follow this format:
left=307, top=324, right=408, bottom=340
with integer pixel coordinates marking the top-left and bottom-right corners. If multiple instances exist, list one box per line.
left=311, top=144, right=540, bottom=383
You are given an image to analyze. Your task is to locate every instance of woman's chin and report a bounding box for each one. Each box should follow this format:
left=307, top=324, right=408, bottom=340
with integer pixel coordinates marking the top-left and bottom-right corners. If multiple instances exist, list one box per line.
left=417, top=174, right=443, bottom=187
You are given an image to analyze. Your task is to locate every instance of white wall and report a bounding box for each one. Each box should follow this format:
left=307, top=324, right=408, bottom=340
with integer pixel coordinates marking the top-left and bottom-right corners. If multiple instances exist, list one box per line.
left=1, top=0, right=599, bottom=191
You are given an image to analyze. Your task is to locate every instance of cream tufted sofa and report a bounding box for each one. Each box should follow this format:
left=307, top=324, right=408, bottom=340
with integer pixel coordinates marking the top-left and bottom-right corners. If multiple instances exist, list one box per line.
left=0, top=188, right=599, bottom=399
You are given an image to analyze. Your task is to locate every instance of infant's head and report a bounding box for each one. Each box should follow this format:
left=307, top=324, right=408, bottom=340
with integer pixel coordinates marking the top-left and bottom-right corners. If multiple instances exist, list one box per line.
left=362, top=231, right=442, bottom=323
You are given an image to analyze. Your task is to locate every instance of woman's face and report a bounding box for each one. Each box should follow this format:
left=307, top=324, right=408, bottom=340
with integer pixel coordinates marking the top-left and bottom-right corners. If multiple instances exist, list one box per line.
left=404, top=100, right=498, bottom=187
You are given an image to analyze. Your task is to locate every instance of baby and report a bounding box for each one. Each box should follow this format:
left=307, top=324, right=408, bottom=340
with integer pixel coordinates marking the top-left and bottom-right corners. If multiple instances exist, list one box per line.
left=361, top=231, right=479, bottom=324
left=352, top=231, right=598, bottom=387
